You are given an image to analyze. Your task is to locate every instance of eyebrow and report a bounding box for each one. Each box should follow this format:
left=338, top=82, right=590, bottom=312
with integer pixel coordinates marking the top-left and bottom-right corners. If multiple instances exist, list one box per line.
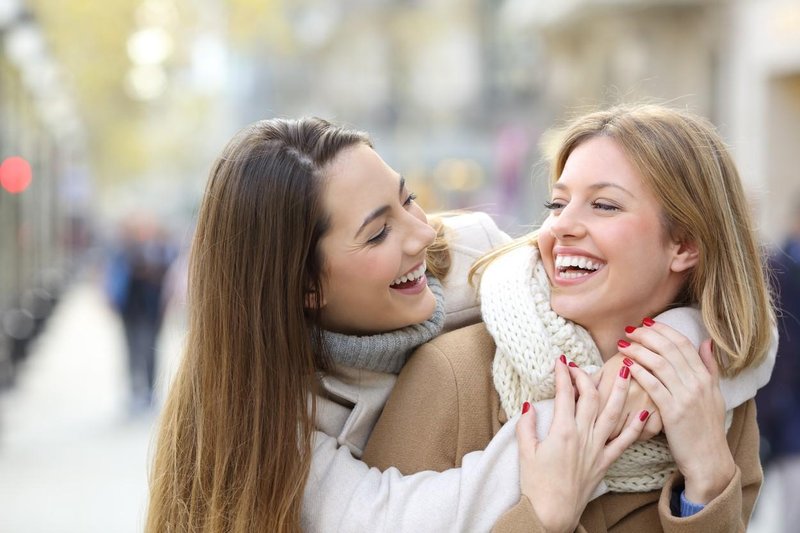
left=552, top=181, right=633, bottom=197
left=355, top=176, right=406, bottom=238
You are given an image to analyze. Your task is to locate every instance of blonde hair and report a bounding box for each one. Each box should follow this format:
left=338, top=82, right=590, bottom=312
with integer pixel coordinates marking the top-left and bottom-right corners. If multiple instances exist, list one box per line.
left=473, top=104, right=775, bottom=376
left=146, top=118, right=371, bottom=532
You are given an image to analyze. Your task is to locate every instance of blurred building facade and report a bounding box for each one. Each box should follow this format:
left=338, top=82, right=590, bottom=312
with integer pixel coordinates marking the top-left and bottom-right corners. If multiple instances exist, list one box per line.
left=0, top=4, right=89, bottom=387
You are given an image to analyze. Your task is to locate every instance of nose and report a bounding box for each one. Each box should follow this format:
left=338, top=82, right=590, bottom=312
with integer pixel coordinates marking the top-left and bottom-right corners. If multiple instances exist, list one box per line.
left=402, top=212, right=436, bottom=257
left=547, top=204, right=586, bottom=241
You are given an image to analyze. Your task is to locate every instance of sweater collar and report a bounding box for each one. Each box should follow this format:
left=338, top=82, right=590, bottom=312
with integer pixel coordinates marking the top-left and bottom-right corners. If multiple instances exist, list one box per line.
left=320, top=276, right=445, bottom=374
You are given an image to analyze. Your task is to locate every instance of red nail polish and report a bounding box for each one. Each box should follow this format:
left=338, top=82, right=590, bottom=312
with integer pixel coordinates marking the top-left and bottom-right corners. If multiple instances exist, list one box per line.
left=643, top=317, right=655, bottom=327
left=624, top=325, right=636, bottom=334
left=568, top=361, right=578, bottom=368
left=559, top=354, right=567, bottom=364
left=639, top=410, right=650, bottom=421
left=622, top=357, right=633, bottom=367
left=619, top=366, right=630, bottom=379
left=618, top=339, right=631, bottom=348
left=522, top=401, right=531, bottom=414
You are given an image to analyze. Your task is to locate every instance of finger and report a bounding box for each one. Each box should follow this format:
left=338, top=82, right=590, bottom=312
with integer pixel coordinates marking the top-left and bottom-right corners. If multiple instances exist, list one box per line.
left=552, top=355, right=576, bottom=422
left=516, top=401, right=539, bottom=451
left=569, top=361, right=601, bottom=430
left=593, top=364, right=632, bottom=441
left=638, top=320, right=707, bottom=376
left=638, top=410, right=662, bottom=441
left=698, top=339, right=720, bottom=385
left=602, top=409, right=649, bottom=466
left=618, top=338, right=687, bottom=394
left=625, top=360, right=673, bottom=411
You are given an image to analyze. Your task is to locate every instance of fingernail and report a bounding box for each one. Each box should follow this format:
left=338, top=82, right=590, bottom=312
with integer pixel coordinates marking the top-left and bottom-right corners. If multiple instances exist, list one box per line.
left=639, top=410, right=650, bottom=421
left=619, top=366, right=630, bottom=379
left=559, top=354, right=567, bottom=364
left=618, top=339, right=631, bottom=348
left=622, top=357, right=633, bottom=367
left=522, top=401, right=531, bottom=414
left=624, top=325, right=636, bottom=334
left=643, top=317, right=655, bottom=327
left=568, top=361, right=578, bottom=368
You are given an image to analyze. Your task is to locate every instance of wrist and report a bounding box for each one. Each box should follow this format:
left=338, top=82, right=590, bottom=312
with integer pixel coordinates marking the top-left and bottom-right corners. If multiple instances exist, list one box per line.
left=683, top=457, right=735, bottom=504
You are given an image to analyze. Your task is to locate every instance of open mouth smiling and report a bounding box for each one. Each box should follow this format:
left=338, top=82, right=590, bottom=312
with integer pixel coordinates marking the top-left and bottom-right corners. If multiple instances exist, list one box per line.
left=390, top=262, right=427, bottom=289
left=555, top=254, right=605, bottom=280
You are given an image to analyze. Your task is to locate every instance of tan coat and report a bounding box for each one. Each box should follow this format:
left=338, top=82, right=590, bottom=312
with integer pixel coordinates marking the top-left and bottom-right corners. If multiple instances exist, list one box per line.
left=362, top=323, right=763, bottom=533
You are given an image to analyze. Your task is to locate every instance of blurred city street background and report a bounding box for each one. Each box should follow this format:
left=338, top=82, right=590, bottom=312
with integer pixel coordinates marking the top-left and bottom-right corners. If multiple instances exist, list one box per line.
left=1, top=0, right=799, bottom=531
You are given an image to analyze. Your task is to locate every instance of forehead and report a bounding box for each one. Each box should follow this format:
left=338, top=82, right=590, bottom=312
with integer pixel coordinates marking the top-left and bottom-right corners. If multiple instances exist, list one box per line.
left=322, top=144, right=401, bottom=230
left=556, top=136, right=646, bottom=192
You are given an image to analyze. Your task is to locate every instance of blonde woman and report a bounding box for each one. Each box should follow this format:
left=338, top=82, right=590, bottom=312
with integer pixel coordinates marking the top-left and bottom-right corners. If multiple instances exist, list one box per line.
left=145, top=117, right=648, bottom=532
left=363, top=105, right=776, bottom=532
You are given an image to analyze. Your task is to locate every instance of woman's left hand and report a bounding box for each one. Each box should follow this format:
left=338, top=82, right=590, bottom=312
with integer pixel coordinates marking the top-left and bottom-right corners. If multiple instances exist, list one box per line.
left=618, top=320, right=736, bottom=504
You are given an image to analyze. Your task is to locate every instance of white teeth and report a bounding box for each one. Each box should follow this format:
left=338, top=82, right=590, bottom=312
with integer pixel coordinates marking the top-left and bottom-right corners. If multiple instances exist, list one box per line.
left=391, top=262, right=427, bottom=287
left=555, top=254, right=603, bottom=272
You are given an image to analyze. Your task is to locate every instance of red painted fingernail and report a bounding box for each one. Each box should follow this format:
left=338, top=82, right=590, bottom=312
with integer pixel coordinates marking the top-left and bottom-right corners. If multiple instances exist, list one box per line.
left=522, top=401, right=531, bottom=414
left=559, top=354, right=567, bottom=364
left=624, top=325, right=636, bottom=334
left=623, top=357, right=633, bottom=367
left=618, top=339, right=631, bottom=348
left=619, top=366, right=630, bottom=379
left=568, top=361, right=578, bottom=368
left=639, top=410, right=650, bottom=421
left=643, top=317, right=655, bottom=327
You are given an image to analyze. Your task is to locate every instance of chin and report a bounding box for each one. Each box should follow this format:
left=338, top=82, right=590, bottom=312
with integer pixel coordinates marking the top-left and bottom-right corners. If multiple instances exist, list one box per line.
left=550, top=296, right=585, bottom=325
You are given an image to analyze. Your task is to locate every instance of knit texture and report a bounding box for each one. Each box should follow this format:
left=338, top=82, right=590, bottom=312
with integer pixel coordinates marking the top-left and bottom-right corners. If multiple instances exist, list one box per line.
left=480, top=245, right=676, bottom=493
left=321, top=276, right=445, bottom=374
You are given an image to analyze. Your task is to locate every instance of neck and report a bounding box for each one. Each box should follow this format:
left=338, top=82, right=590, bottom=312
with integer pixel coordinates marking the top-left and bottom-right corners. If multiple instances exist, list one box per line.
left=587, top=322, right=627, bottom=361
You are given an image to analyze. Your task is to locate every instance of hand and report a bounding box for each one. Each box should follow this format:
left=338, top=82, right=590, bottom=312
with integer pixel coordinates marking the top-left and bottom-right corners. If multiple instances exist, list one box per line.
left=596, top=353, right=662, bottom=441
left=516, top=356, right=648, bottom=532
left=619, top=321, right=736, bottom=504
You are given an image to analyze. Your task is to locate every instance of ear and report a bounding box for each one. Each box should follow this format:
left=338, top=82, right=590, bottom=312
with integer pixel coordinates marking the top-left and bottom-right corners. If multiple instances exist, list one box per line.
left=304, top=289, right=326, bottom=310
left=670, top=239, right=699, bottom=273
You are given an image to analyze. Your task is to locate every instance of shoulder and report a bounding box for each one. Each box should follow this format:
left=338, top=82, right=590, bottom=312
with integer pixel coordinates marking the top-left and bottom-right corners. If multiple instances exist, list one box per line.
left=404, top=323, right=496, bottom=397
left=441, top=211, right=511, bottom=252
left=436, top=212, right=511, bottom=332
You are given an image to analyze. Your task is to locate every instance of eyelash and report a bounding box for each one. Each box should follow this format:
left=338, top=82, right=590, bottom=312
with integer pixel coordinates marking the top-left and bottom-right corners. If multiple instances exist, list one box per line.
left=543, top=200, right=620, bottom=212
left=367, top=192, right=417, bottom=245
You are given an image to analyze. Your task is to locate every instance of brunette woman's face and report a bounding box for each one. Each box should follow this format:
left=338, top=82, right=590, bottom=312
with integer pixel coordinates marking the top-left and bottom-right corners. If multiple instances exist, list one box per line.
left=316, top=144, right=437, bottom=335
left=538, top=136, right=697, bottom=334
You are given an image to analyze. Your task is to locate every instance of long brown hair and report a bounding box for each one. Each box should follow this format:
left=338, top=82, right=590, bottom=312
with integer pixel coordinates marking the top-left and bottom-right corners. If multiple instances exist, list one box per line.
left=146, top=118, right=371, bottom=532
left=473, top=105, right=775, bottom=376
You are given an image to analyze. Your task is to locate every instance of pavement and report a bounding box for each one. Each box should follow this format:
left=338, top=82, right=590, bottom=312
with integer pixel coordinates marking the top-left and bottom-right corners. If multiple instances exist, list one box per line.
left=0, top=281, right=784, bottom=532
left=0, top=281, right=178, bottom=533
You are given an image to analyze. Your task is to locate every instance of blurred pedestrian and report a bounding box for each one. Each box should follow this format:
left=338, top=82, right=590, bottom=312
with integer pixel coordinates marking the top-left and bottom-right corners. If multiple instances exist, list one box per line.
left=106, top=214, right=176, bottom=414
left=756, top=199, right=800, bottom=533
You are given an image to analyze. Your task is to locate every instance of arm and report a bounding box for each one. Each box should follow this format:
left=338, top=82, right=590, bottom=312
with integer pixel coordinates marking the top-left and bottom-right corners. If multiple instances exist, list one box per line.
left=623, top=322, right=761, bottom=532
left=304, top=417, right=526, bottom=532
left=598, top=306, right=778, bottom=439
left=657, top=399, right=762, bottom=532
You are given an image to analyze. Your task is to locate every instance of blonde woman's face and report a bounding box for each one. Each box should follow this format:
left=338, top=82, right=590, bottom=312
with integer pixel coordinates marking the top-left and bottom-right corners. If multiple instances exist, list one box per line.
left=316, top=144, right=437, bottom=335
left=538, top=136, right=696, bottom=335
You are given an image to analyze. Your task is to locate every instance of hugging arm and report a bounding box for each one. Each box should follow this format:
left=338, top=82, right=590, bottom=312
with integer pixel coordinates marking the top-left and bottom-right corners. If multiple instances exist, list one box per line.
left=622, top=322, right=763, bottom=531
left=304, top=421, right=525, bottom=532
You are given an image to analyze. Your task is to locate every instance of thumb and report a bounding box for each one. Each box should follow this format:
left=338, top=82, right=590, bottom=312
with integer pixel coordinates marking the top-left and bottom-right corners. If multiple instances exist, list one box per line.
left=698, top=338, right=720, bottom=382
left=516, top=402, right=539, bottom=451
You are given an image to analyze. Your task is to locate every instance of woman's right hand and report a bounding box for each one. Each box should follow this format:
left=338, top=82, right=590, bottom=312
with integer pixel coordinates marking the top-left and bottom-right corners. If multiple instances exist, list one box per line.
left=516, top=356, right=648, bottom=532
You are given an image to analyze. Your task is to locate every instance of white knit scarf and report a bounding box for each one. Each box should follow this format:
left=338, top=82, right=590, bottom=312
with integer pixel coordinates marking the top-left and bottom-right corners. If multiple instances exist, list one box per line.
left=480, top=244, right=677, bottom=493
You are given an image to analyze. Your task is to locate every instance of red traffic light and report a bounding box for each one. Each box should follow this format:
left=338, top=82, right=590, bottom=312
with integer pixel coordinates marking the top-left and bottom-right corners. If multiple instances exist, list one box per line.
left=0, top=156, right=33, bottom=194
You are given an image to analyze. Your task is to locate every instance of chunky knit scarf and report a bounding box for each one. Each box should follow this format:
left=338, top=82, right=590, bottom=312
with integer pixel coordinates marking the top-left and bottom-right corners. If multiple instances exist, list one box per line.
left=480, top=245, right=677, bottom=493
left=321, top=276, right=446, bottom=374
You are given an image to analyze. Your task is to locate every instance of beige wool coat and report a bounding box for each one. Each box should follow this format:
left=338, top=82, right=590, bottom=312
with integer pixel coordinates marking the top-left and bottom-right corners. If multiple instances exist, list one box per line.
left=362, top=323, right=763, bottom=533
